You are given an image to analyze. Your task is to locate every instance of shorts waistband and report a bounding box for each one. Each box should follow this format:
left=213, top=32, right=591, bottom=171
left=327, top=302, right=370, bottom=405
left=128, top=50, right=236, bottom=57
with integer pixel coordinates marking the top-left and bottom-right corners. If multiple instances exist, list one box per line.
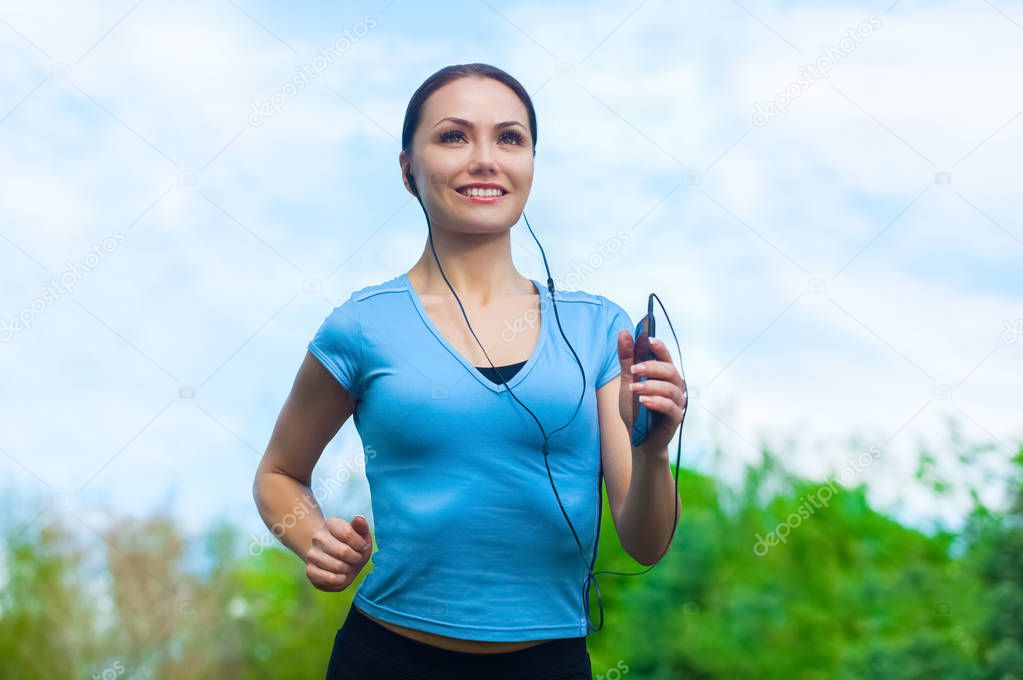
left=338, top=604, right=589, bottom=677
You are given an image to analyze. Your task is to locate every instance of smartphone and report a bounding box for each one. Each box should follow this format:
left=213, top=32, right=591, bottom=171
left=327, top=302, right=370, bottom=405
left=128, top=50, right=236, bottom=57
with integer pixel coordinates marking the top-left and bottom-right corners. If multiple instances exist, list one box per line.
left=631, top=295, right=660, bottom=447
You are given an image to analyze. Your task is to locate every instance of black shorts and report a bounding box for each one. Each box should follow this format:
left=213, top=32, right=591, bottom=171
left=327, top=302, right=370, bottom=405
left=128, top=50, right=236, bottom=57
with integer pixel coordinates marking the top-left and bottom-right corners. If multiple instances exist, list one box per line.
left=325, top=605, right=593, bottom=679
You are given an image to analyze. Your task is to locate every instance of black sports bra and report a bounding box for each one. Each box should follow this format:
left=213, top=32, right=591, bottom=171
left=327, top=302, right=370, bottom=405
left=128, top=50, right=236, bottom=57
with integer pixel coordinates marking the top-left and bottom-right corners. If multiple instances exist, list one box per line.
left=475, top=359, right=528, bottom=384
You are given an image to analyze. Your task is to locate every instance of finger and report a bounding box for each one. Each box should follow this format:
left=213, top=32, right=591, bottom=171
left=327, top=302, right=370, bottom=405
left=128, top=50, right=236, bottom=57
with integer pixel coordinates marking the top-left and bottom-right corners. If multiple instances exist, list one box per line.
left=630, top=379, right=685, bottom=403
left=306, top=562, right=349, bottom=592
left=630, top=360, right=674, bottom=381
left=306, top=548, right=351, bottom=575
left=351, top=515, right=373, bottom=556
left=647, top=337, right=673, bottom=362
left=315, top=523, right=369, bottom=562
left=617, top=329, right=635, bottom=368
left=351, top=514, right=372, bottom=541
left=637, top=394, right=685, bottom=421
left=326, top=518, right=369, bottom=552
left=324, top=517, right=351, bottom=540
left=632, top=355, right=683, bottom=387
left=313, top=539, right=366, bottom=568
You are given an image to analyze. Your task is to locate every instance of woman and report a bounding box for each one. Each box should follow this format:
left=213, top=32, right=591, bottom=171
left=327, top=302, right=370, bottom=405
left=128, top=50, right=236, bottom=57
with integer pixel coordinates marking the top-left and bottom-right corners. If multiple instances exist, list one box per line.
left=253, top=63, right=686, bottom=679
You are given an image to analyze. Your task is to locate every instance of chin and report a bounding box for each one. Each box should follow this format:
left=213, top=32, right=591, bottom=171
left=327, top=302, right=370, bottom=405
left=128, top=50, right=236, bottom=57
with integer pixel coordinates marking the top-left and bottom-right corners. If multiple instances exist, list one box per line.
left=449, top=213, right=518, bottom=234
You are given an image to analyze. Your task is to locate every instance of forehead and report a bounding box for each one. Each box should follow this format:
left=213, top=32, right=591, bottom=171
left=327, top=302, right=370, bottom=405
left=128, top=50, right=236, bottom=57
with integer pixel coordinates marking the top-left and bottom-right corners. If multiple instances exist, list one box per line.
left=420, top=76, right=528, bottom=128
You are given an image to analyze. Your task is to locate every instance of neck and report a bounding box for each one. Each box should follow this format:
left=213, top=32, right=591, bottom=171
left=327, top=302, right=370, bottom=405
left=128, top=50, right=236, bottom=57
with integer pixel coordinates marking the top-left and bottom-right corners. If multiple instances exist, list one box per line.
left=408, top=226, right=533, bottom=305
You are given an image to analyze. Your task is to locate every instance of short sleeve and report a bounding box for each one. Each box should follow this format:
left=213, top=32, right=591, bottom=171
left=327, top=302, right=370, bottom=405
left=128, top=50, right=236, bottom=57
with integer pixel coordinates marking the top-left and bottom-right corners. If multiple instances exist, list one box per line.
left=597, top=296, right=634, bottom=389
left=307, top=296, right=363, bottom=398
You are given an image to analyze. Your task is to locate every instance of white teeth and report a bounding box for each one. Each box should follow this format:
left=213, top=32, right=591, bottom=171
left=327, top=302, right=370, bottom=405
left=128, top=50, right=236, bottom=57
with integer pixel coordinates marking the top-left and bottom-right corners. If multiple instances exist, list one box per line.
left=459, top=187, right=504, bottom=197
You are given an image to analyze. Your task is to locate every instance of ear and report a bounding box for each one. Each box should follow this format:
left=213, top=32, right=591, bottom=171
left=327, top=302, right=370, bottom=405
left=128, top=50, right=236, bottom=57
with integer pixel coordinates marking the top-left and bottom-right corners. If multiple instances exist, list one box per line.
left=398, top=150, right=414, bottom=194
left=398, top=148, right=408, bottom=172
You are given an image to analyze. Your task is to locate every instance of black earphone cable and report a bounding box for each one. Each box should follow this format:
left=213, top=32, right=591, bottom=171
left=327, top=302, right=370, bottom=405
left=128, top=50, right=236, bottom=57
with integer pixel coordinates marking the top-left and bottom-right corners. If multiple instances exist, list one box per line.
left=407, top=173, right=685, bottom=633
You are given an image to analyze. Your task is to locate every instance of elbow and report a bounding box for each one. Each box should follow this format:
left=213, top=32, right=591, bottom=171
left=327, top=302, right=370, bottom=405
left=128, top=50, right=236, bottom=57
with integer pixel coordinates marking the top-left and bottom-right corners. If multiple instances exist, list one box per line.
left=628, top=525, right=680, bottom=567
left=622, top=539, right=661, bottom=567
left=631, top=550, right=664, bottom=567
left=252, top=460, right=274, bottom=511
left=252, top=458, right=265, bottom=496
left=251, top=471, right=265, bottom=514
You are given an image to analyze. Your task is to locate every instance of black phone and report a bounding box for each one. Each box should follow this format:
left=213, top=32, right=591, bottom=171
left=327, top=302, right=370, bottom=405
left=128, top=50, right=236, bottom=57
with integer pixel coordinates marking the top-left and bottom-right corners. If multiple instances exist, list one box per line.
left=631, top=295, right=660, bottom=447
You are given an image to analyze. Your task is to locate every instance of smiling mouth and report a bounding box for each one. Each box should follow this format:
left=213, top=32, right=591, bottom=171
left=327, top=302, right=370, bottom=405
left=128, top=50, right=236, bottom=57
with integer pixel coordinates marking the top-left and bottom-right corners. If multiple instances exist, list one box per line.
left=454, top=187, right=508, bottom=201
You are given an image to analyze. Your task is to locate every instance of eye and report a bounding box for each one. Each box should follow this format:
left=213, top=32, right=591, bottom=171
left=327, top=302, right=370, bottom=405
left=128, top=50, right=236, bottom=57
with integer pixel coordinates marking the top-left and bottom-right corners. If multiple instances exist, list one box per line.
left=439, top=129, right=466, bottom=143
left=499, top=130, right=525, bottom=145
left=438, top=129, right=526, bottom=145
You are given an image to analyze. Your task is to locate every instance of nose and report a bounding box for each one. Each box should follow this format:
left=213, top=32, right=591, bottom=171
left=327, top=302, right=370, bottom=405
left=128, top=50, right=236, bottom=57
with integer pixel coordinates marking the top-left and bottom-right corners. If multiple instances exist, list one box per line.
left=467, top=138, right=499, bottom=174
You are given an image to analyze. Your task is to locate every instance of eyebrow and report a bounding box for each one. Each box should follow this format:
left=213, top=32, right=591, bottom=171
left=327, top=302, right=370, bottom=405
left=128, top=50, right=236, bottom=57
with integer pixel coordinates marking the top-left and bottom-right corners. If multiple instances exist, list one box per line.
left=432, top=117, right=527, bottom=131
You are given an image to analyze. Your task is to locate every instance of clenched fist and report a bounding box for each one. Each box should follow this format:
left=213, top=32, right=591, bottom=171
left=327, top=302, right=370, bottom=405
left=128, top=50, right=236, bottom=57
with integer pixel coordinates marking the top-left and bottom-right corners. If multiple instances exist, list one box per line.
left=305, top=515, right=373, bottom=592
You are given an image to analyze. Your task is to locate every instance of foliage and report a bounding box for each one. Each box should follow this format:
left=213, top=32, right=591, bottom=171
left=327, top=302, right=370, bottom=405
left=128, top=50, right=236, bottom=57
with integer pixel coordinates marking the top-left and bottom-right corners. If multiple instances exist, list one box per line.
left=1, top=432, right=1020, bottom=679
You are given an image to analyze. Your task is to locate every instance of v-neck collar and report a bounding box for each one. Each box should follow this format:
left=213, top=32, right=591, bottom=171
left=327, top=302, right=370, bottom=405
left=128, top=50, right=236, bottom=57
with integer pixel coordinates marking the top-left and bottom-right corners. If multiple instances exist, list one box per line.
left=400, top=272, right=548, bottom=394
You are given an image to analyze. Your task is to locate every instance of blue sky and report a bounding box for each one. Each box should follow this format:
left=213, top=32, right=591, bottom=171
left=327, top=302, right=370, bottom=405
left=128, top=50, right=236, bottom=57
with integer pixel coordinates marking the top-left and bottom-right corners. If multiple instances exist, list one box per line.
left=1, top=0, right=1021, bottom=550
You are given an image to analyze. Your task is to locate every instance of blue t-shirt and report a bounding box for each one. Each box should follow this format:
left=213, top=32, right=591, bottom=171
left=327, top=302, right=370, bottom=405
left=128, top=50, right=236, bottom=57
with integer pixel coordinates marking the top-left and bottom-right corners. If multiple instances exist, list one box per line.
left=307, top=272, right=633, bottom=641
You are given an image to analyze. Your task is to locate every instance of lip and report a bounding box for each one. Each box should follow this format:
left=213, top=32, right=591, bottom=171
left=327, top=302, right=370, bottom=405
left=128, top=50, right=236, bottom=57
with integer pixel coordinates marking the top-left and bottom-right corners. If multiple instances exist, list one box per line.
left=455, top=182, right=507, bottom=192
left=453, top=186, right=508, bottom=204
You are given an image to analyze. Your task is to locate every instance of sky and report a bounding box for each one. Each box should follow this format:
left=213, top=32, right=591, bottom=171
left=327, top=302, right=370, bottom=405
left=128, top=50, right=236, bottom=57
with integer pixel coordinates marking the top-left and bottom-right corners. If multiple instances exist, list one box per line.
left=1, top=0, right=1021, bottom=551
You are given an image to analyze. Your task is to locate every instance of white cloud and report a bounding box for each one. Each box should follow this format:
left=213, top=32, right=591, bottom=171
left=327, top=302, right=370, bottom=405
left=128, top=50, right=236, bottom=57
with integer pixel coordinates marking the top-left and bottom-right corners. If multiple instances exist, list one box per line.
left=1, top=0, right=1020, bottom=535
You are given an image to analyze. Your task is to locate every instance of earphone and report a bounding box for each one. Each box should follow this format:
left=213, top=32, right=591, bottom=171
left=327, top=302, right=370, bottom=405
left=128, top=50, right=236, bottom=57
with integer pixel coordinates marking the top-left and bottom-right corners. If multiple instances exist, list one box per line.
left=405, top=168, right=685, bottom=633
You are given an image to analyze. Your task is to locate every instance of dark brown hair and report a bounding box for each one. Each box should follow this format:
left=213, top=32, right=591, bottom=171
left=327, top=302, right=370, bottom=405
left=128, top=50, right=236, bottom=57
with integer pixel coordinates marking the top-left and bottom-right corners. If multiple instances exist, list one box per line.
left=401, top=63, right=538, bottom=157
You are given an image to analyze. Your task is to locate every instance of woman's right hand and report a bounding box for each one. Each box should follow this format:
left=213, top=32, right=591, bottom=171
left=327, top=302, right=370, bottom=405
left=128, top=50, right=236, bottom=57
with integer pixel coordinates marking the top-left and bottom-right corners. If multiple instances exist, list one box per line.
left=305, top=515, right=373, bottom=592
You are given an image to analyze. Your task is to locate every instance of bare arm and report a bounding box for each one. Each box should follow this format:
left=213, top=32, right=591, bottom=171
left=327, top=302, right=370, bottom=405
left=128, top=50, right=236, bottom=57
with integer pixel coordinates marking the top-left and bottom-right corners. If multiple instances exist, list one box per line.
left=252, top=352, right=371, bottom=590
left=597, top=375, right=681, bottom=566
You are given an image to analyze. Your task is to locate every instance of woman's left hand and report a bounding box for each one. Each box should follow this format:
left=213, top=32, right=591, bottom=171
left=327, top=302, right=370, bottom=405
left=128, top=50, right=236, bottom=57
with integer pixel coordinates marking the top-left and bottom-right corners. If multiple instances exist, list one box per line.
left=615, top=330, right=687, bottom=457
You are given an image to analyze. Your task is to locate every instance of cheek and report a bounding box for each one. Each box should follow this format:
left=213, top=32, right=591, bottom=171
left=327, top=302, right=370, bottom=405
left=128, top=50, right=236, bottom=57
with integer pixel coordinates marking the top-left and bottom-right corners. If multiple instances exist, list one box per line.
left=417, top=150, right=456, bottom=182
left=512, top=163, right=534, bottom=190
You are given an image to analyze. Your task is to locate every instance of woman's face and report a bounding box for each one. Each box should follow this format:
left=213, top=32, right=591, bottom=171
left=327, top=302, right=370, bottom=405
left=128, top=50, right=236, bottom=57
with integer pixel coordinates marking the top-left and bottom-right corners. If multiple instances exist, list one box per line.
left=401, top=76, right=534, bottom=233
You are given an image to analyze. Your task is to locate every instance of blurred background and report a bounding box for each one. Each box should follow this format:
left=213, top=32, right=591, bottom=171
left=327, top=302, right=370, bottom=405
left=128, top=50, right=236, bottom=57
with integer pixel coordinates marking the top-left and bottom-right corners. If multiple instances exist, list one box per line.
left=1, top=0, right=1021, bottom=677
